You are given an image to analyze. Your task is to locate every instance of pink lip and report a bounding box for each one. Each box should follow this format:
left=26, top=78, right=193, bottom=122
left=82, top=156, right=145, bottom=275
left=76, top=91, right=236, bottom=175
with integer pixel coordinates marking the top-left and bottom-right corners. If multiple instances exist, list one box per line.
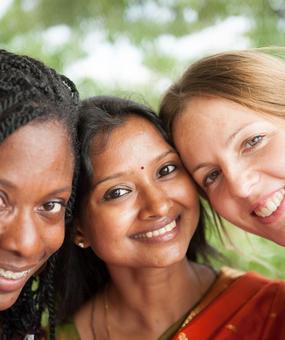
left=0, top=263, right=36, bottom=272
left=253, top=194, right=285, bottom=225
left=131, top=218, right=180, bottom=244
left=0, top=274, right=30, bottom=293
left=130, top=216, right=177, bottom=239
left=134, top=226, right=179, bottom=244
left=251, top=187, right=284, bottom=212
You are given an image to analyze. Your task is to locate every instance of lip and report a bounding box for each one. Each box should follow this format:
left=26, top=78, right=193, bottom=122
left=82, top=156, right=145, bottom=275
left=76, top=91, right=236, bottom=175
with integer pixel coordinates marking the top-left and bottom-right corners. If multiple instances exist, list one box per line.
left=0, top=263, right=36, bottom=272
left=0, top=270, right=31, bottom=293
left=251, top=188, right=285, bottom=224
left=251, top=187, right=284, bottom=212
left=130, top=216, right=179, bottom=242
left=254, top=197, right=285, bottom=224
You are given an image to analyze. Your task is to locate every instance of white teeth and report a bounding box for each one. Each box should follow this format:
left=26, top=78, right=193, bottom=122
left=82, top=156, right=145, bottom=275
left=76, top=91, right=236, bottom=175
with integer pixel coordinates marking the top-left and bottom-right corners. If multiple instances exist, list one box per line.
left=0, top=268, right=29, bottom=280
left=153, top=230, right=160, bottom=237
left=133, top=220, right=176, bottom=239
left=255, top=188, right=285, bottom=218
left=273, top=192, right=283, bottom=205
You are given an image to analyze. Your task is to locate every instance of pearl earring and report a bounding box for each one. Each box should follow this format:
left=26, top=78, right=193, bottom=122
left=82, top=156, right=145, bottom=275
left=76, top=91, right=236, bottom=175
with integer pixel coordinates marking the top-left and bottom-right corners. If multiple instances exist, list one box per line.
left=77, top=241, right=85, bottom=248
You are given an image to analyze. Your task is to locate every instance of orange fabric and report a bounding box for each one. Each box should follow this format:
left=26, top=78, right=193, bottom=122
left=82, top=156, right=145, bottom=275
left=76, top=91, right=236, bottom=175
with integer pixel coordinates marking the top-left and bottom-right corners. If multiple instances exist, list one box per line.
left=173, top=271, right=285, bottom=340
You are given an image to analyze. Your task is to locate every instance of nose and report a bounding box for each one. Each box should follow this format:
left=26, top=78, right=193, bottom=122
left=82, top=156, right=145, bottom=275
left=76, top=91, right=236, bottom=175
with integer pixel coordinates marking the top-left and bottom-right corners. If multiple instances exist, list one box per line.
left=224, top=165, right=259, bottom=198
left=138, top=184, right=173, bottom=220
left=0, top=209, right=45, bottom=261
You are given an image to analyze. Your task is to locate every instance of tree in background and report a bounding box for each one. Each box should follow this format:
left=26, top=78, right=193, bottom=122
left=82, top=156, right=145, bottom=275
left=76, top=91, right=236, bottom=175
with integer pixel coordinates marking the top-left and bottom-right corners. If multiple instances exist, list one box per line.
left=1, top=0, right=285, bottom=105
left=1, top=0, right=285, bottom=277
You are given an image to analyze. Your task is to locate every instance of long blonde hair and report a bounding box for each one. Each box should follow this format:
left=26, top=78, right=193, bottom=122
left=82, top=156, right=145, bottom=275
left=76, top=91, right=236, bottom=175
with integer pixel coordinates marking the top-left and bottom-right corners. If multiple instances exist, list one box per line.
left=160, top=48, right=285, bottom=133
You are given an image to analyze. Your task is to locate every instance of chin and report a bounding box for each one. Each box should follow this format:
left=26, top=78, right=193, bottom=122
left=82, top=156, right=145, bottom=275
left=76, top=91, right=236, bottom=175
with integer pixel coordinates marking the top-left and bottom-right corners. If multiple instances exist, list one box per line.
left=0, top=291, right=21, bottom=311
left=148, top=249, right=186, bottom=268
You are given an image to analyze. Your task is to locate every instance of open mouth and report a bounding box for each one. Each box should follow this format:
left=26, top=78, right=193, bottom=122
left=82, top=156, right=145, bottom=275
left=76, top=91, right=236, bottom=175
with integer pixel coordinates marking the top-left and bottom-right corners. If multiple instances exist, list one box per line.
left=253, top=188, right=285, bottom=218
left=132, top=220, right=177, bottom=240
left=0, top=268, right=30, bottom=280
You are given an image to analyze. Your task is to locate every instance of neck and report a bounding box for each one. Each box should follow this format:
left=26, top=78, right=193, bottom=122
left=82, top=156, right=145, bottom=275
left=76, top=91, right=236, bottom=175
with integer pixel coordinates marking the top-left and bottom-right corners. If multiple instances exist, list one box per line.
left=104, top=258, right=214, bottom=335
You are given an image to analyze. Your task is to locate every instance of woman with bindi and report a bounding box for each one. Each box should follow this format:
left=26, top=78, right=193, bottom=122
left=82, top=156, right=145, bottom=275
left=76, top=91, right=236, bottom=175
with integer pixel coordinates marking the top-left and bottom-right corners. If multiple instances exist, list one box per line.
left=56, top=96, right=285, bottom=339
left=0, top=49, right=79, bottom=339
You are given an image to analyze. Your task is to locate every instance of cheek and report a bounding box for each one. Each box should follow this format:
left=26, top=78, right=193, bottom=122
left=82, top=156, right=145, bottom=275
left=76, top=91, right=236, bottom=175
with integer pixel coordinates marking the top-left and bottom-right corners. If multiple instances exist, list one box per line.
left=264, top=140, right=285, bottom=173
left=209, top=192, right=236, bottom=223
left=210, top=198, right=224, bottom=215
left=44, top=225, right=65, bottom=254
left=175, top=175, right=199, bottom=205
left=83, top=206, right=135, bottom=246
left=167, top=176, right=200, bottom=225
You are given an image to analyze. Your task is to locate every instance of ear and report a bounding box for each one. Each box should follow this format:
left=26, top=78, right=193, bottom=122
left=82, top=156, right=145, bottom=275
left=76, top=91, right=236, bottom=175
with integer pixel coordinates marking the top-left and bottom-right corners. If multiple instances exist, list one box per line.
left=73, top=220, right=91, bottom=249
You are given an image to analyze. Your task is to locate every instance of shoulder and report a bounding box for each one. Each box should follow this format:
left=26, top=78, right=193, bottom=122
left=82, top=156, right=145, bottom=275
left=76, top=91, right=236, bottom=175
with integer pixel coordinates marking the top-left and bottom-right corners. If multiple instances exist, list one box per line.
left=220, top=268, right=285, bottom=318
left=221, top=266, right=285, bottom=293
left=237, top=269, right=285, bottom=291
left=246, top=270, right=285, bottom=304
left=210, top=267, right=285, bottom=311
left=175, top=269, right=285, bottom=339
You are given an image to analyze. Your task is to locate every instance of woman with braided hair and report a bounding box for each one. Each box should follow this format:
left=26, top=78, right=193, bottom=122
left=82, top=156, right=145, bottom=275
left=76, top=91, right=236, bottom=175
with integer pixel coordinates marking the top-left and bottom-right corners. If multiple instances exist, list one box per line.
left=0, top=49, right=79, bottom=339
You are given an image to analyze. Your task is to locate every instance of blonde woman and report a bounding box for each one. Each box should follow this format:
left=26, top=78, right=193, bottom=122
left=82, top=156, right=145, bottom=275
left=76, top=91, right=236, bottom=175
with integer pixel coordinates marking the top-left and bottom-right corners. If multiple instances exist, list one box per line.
left=160, top=49, right=285, bottom=246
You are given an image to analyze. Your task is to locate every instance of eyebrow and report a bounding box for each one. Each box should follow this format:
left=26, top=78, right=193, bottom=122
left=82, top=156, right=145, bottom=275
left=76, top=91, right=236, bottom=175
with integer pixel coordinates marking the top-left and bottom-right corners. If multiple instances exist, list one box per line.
left=93, top=149, right=176, bottom=188
left=0, top=179, right=16, bottom=189
left=192, top=162, right=213, bottom=174
left=46, top=186, right=73, bottom=196
left=192, top=122, right=260, bottom=174
left=0, top=179, right=71, bottom=196
left=225, top=122, right=256, bottom=147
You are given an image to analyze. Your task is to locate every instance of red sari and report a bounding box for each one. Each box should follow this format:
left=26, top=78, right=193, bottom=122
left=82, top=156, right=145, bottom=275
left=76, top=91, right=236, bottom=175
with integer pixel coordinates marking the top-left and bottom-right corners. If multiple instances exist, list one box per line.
left=173, top=268, right=285, bottom=339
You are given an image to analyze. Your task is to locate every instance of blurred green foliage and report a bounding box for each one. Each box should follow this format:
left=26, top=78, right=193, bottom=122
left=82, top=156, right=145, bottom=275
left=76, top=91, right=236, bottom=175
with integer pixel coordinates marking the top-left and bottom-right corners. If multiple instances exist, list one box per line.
left=1, top=0, right=285, bottom=278
left=208, top=222, right=285, bottom=279
left=1, top=0, right=285, bottom=108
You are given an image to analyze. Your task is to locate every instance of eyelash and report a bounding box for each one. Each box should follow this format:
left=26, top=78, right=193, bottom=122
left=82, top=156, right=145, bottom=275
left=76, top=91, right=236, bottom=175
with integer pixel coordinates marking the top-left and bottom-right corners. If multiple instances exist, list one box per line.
left=38, top=200, right=67, bottom=214
left=103, top=163, right=178, bottom=201
left=157, top=163, right=177, bottom=178
left=203, top=169, right=221, bottom=188
left=243, top=134, right=265, bottom=151
left=202, top=134, right=266, bottom=188
left=0, top=193, right=7, bottom=211
left=103, top=187, right=131, bottom=201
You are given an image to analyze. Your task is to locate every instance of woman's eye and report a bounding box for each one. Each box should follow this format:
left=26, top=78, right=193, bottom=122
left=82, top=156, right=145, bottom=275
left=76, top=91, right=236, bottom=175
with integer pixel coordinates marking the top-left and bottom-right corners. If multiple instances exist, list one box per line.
left=0, top=196, right=5, bottom=209
left=103, top=188, right=131, bottom=201
left=39, top=201, right=65, bottom=214
left=203, top=169, right=221, bottom=187
left=244, top=135, right=264, bottom=150
left=0, top=194, right=8, bottom=211
left=158, top=164, right=177, bottom=177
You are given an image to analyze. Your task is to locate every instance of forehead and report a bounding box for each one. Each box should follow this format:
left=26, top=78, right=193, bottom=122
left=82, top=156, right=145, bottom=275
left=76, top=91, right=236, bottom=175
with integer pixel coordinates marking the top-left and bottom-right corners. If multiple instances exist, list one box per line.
left=0, top=120, right=73, bottom=171
left=177, top=96, right=273, bottom=137
left=90, top=116, right=171, bottom=174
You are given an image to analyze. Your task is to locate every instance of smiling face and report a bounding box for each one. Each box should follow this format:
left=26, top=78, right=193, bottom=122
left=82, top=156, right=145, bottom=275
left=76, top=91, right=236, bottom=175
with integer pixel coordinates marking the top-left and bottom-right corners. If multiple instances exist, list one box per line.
left=78, top=115, right=199, bottom=269
left=0, top=120, right=74, bottom=310
left=173, top=96, right=285, bottom=245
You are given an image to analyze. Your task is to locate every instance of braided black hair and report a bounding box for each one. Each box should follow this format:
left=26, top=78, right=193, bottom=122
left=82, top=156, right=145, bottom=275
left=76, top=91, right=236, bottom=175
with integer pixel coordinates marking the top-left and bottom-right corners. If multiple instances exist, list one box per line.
left=0, top=49, right=79, bottom=339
